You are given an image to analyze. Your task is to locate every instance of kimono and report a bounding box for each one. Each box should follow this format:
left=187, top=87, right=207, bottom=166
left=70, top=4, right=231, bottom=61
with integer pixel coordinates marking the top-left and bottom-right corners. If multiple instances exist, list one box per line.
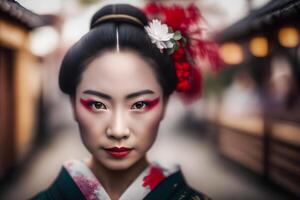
left=31, top=159, right=211, bottom=200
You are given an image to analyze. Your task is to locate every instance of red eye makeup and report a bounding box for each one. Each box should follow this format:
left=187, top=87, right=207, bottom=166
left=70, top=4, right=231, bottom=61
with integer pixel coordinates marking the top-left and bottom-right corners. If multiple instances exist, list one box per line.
left=145, top=97, right=160, bottom=110
left=80, top=97, right=160, bottom=112
left=80, top=98, right=106, bottom=112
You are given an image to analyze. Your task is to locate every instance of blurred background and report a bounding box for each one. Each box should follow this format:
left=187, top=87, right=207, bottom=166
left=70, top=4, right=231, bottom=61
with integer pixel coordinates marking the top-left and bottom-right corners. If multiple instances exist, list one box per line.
left=0, top=0, right=300, bottom=199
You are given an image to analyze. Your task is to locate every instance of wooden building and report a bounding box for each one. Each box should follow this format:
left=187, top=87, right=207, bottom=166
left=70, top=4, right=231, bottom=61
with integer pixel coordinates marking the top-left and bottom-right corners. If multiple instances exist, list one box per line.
left=0, top=0, right=45, bottom=179
left=216, top=0, right=300, bottom=197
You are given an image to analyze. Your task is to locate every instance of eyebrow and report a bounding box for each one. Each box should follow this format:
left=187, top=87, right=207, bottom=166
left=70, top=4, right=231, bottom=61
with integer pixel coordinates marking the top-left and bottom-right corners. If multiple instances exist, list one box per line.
left=83, top=89, right=155, bottom=100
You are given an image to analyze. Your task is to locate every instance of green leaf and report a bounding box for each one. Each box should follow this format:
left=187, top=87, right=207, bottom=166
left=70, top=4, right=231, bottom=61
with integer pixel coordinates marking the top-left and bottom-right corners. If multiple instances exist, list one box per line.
left=173, top=42, right=179, bottom=50
left=167, top=48, right=175, bottom=55
left=173, top=31, right=182, bottom=40
left=170, top=38, right=176, bottom=43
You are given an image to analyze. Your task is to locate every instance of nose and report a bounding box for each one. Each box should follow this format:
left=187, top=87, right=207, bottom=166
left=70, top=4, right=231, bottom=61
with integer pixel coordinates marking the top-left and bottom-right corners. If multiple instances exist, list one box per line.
left=106, top=109, right=130, bottom=140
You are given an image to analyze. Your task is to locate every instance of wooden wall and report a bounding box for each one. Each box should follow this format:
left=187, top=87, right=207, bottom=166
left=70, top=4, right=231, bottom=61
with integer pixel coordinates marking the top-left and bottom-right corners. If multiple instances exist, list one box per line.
left=217, top=112, right=300, bottom=196
left=0, top=19, right=41, bottom=178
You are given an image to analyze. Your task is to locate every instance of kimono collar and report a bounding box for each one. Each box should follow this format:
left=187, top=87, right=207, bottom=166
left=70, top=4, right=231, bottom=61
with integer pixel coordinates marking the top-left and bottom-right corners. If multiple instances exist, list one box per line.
left=63, top=159, right=179, bottom=200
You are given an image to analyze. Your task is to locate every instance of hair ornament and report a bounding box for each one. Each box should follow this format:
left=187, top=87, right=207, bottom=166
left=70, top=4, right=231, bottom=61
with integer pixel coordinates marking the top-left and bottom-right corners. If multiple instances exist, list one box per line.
left=143, top=3, right=222, bottom=103
left=93, top=14, right=144, bottom=27
left=144, top=19, right=184, bottom=54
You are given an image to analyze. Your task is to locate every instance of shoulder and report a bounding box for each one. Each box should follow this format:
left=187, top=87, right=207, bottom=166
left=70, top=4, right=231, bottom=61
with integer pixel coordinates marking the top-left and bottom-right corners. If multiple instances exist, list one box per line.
left=183, top=184, right=212, bottom=200
left=146, top=169, right=212, bottom=200
left=30, top=190, right=52, bottom=200
left=29, top=168, right=67, bottom=200
left=29, top=167, right=86, bottom=200
left=171, top=170, right=212, bottom=200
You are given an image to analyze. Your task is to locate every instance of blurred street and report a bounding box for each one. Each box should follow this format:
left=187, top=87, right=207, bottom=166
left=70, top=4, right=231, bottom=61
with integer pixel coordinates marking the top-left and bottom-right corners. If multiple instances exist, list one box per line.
left=1, top=0, right=300, bottom=200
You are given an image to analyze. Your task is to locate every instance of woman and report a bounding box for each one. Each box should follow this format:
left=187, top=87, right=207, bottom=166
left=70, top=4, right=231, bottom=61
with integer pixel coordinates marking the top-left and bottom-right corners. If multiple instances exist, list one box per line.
left=32, top=3, right=211, bottom=200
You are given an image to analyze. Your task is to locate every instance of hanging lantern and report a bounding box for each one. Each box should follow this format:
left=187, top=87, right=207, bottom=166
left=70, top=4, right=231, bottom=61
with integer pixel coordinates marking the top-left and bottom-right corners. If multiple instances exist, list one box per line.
left=249, top=36, right=268, bottom=57
left=278, top=26, right=299, bottom=48
left=219, top=42, right=243, bottom=65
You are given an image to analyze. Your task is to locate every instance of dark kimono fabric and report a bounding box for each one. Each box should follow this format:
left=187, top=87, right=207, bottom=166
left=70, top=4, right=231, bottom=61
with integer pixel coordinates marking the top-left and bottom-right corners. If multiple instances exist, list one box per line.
left=31, top=168, right=211, bottom=200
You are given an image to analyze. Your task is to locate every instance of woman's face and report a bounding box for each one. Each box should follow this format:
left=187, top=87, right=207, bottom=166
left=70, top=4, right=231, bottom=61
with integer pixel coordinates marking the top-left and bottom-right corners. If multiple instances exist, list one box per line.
left=73, top=50, right=167, bottom=170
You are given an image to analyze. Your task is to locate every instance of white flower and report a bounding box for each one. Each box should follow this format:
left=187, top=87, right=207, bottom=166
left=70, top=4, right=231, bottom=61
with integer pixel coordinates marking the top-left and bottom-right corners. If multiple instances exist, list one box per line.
left=144, top=19, right=174, bottom=51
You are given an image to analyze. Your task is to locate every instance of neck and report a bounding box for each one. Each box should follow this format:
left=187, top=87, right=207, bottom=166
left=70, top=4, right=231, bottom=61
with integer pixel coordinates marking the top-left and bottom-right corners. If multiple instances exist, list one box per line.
left=86, top=156, right=149, bottom=200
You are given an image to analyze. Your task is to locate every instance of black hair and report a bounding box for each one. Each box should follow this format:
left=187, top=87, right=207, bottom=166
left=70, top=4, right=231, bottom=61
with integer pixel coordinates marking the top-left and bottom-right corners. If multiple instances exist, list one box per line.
left=59, top=3, right=177, bottom=97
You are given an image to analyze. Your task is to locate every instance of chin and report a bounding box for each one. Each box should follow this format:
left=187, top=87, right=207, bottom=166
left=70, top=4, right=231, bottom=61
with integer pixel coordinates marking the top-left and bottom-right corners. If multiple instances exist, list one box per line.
left=101, top=158, right=137, bottom=171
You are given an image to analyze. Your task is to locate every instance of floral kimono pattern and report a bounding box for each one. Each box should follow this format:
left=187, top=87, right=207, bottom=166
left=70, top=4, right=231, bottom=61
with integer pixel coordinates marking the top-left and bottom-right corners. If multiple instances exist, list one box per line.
left=63, top=159, right=177, bottom=200
left=31, top=159, right=211, bottom=200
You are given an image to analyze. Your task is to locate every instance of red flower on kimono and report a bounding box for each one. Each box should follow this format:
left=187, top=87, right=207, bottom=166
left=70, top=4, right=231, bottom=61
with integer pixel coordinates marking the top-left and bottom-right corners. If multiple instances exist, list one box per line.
left=142, top=166, right=165, bottom=190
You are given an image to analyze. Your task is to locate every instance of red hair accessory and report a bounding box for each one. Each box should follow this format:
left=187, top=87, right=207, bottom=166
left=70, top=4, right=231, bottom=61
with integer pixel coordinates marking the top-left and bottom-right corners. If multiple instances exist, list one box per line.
left=143, top=3, right=222, bottom=103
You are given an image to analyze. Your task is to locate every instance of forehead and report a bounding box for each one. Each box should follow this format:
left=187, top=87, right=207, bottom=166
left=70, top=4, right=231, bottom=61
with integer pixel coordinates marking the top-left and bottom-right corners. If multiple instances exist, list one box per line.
left=77, top=51, right=162, bottom=96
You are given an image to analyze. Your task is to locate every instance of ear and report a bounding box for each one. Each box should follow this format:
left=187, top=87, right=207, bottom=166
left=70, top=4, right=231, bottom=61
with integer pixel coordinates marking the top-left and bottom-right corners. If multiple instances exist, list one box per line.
left=70, top=96, right=78, bottom=122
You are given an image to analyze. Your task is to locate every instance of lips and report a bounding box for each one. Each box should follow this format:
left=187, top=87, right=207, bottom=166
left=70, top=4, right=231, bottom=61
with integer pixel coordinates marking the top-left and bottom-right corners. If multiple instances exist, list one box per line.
left=104, top=147, right=133, bottom=158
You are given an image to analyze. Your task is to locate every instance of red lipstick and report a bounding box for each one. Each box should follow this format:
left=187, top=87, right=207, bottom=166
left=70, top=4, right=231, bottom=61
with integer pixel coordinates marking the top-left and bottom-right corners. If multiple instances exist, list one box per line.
left=105, top=147, right=132, bottom=158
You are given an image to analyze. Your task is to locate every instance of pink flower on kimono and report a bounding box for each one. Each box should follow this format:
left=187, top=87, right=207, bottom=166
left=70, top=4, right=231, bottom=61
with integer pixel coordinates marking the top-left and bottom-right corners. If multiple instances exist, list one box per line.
left=73, top=174, right=100, bottom=200
left=142, top=166, right=165, bottom=190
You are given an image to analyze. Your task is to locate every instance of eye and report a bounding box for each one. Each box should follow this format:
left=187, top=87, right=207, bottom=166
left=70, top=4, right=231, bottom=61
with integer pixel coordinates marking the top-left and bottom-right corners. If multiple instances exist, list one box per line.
left=131, top=101, right=148, bottom=110
left=89, top=101, right=106, bottom=111
left=80, top=98, right=107, bottom=112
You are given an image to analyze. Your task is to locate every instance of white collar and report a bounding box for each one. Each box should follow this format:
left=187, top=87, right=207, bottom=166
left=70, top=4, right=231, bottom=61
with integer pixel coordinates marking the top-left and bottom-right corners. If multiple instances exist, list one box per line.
left=63, top=159, right=179, bottom=200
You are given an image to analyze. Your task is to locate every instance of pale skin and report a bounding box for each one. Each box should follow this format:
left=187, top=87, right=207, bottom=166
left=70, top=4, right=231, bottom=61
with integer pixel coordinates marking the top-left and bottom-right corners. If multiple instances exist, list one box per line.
left=71, top=50, right=169, bottom=200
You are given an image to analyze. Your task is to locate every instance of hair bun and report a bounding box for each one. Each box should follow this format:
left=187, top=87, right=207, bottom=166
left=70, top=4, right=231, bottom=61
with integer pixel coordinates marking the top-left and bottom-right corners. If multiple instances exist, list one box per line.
left=90, top=4, right=148, bottom=29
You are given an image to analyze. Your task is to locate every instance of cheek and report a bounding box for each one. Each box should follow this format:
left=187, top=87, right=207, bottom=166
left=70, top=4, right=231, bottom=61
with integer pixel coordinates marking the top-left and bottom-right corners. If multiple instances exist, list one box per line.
left=131, top=107, right=164, bottom=148
left=75, top=104, right=93, bottom=131
left=75, top=103, right=108, bottom=147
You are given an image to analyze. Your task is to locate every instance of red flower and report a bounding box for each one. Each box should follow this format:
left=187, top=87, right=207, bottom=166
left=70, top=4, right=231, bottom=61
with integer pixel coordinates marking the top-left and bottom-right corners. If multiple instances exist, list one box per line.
left=143, top=2, right=160, bottom=14
left=177, top=80, right=190, bottom=91
left=178, top=67, right=203, bottom=103
left=187, top=4, right=202, bottom=24
left=175, top=62, right=190, bottom=70
left=163, top=5, right=187, bottom=32
left=172, top=46, right=185, bottom=61
left=143, top=2, right=222, bottom=103
left=142, top=166, right=165, bottom=190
